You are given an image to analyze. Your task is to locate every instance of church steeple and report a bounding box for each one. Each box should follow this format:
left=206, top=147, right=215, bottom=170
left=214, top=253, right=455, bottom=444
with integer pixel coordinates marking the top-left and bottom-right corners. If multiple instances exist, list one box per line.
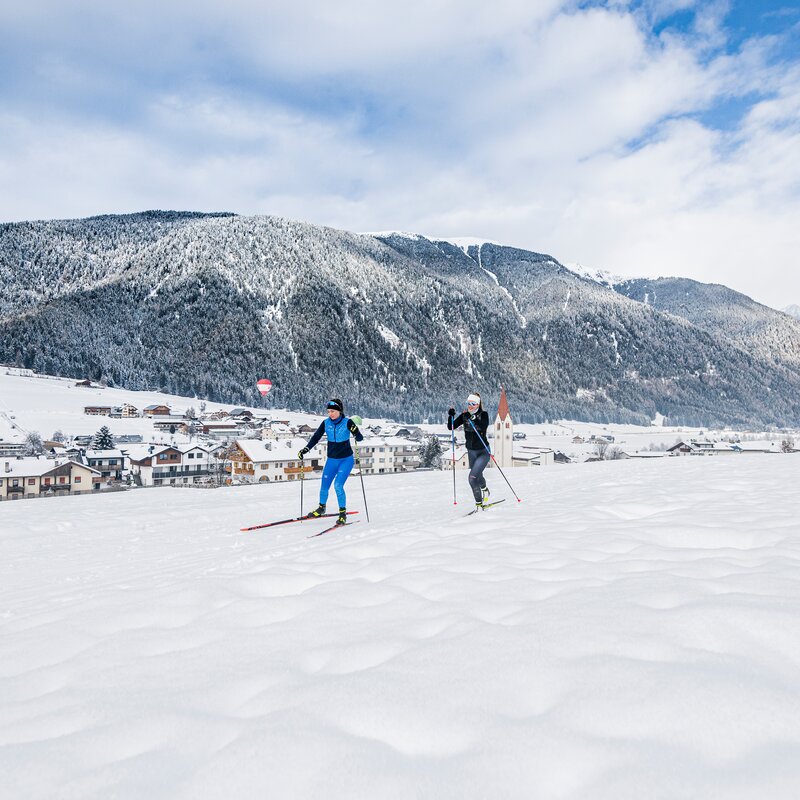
left=494, top=386, right=513, bottom=468
left=497, top=385, right=511, bottom=422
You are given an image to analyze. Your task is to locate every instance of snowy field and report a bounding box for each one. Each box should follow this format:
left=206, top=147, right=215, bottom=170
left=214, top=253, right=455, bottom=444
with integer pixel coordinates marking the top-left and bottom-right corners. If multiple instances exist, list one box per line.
left=2, top=456, right=800, bottom=799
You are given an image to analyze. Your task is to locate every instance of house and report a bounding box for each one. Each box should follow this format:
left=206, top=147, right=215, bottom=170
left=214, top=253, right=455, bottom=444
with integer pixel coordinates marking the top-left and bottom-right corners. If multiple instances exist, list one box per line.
left=84, top=405, right=112, bottom=416
left=512, top=446, right=555, bottom=467
left=229, top=438, right=321, bottom=483
left=83, top=449, right=126, bottom=481
left=735, top=440, right=783, bottom=454
left=297, top=424, right=317, bottom=434
left=121, top=403, right=139, bottom=418
left=153, top=417, right=190, bottom=433
left=0, top=457, right=102, bottom=500
left=667, top=440, right=738, bottom=456
left=203, top=410, right=229, bottom=421
left=358, top=439, right=421, bottom=474
left=261, top=422, right=294, bottom=440
left=441, top=447, right=470, bottom=470
left=229, top=408, right=254, bottom=421
left=143, top=404, right=171, bottom=417
left=199, top=421, right=243, bottom=439
left=0, top=441, right=26, bottom=457
left=75, top=379, right=94, bottom=388
left=115, top=434, right=144, bottom=444
left=667, top=441, right=694, bottom=455
left=572, top=436, right=585, bottom=444
left=125, top=444, right=217, bottom=487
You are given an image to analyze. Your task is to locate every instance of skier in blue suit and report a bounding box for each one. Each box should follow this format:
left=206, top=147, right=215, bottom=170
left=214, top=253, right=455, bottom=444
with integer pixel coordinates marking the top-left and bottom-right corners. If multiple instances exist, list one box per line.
left=299, top=398, right=363, bottom=525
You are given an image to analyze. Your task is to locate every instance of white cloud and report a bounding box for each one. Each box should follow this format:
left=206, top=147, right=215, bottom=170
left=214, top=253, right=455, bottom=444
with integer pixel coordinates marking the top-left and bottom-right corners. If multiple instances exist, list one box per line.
left=1, top=1, right=799, bottom=308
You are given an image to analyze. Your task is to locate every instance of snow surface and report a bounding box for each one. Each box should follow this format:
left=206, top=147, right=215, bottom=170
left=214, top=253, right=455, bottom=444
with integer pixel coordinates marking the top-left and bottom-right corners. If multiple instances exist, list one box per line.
left=3, top=456, right=800, bottom=798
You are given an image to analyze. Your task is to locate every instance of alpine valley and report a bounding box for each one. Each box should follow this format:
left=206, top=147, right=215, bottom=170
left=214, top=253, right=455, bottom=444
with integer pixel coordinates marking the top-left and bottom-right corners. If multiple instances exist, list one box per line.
left=1, top=211, right=799, bottom=427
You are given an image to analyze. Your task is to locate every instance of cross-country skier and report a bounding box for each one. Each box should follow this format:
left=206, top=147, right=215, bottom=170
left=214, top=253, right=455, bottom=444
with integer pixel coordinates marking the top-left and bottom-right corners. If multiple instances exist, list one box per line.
left=299, top=399, right=363, bottom=525
left=448, top=392, right=491, bottom=510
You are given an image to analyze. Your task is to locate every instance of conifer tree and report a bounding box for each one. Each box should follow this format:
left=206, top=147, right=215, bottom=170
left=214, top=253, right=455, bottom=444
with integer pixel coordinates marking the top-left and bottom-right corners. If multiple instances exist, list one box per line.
left=93, top=425, right=114, bottom=450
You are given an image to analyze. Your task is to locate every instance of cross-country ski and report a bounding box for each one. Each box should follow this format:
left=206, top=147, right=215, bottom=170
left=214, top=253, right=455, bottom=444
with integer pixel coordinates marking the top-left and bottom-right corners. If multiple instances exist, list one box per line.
left=240, top=511, right=358, bottom=532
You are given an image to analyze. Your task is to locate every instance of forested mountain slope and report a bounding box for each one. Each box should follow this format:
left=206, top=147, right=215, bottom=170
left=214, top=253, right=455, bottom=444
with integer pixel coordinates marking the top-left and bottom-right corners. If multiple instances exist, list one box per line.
left=1, top=212, right=798, bottom=427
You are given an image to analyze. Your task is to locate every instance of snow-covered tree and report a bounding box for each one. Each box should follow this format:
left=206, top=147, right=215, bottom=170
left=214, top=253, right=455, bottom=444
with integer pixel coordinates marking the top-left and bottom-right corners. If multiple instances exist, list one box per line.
left=51, top=429, right=66, bottom=443
left=418, top=435, right=443, bottom=469
left=24, top=431, right=44, bottom=455
left=93, top=426, right=114, bottom=450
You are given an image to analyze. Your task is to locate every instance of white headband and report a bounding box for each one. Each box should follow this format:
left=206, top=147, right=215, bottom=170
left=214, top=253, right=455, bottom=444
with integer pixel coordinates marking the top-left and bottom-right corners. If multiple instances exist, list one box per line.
left=467, top=394, right=480, bottom=405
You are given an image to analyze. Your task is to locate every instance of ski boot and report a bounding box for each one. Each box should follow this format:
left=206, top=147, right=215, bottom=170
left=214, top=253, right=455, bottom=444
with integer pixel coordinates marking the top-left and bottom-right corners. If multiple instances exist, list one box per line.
left=306, top=503, right=326, bottom=518
left=481, top=486, right=490, bottom=503
left=336, top=507, right=348, bottom=525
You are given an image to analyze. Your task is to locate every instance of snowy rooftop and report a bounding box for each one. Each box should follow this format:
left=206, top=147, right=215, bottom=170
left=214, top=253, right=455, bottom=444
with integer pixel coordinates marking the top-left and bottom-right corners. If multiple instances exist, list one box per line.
left=84, top=449, right=125, bottom=459
left=236, top=437, right=315, bottom=462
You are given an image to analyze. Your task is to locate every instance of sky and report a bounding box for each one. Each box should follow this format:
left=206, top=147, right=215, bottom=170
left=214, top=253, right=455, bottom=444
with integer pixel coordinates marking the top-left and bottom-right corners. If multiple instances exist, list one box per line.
left=1, top=0, right=799, bottom=308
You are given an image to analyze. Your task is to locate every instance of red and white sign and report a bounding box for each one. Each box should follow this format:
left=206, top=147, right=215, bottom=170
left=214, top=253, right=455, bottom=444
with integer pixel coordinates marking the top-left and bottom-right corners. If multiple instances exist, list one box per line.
left=256, top=379, right=273, bottom=396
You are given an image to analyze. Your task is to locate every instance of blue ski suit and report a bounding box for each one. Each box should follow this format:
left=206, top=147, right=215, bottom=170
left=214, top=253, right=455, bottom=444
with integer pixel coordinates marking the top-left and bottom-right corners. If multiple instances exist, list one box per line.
left=304, top=416, right=363, bottom=508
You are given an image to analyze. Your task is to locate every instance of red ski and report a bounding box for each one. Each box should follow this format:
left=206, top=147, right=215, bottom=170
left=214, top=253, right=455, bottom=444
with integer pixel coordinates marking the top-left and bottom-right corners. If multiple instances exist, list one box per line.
left=241, top=511, right=358, bottom=532
left=307, top=521, right=360, bottom=539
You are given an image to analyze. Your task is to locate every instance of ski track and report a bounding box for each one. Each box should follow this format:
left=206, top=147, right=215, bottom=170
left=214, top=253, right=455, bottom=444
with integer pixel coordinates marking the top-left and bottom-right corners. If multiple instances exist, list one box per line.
left=2, top=458, right=800, bottom=799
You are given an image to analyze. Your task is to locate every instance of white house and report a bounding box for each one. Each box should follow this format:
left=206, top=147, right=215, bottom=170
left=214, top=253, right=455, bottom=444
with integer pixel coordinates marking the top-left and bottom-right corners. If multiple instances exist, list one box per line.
left=126, top=444, right=219, bottom=487
left=357, top=438, right=420, bottom=474
left=0, top=457, right=102, bottom=500
left=230, top=438, right=322, bottom=483
left=84, top=449, right=126, bottom=481
left=512, top=446, right=555, bottom=467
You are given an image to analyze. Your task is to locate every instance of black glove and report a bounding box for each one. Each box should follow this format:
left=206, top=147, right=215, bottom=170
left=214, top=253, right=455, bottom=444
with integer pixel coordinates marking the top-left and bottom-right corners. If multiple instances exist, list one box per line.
left=298, top=447, right=309, bottom=459
left=346, top=419, right=360, bottom=435
left=448, top=407, right=456, bottom=418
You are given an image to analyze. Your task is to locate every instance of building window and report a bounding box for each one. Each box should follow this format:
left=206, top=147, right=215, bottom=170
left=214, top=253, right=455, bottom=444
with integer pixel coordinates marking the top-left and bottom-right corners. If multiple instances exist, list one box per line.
left=44, top=478, right=50, bottom=485
left=75, top=476, right=82, bottom=483
left=28, top=478, right=35, bottom=485
left=59, top=477, right=66, bottom=484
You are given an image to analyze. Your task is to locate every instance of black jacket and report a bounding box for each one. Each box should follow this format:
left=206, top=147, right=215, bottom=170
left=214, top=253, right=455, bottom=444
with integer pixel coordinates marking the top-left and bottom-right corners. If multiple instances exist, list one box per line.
left=447, top=410, right=489, bottom=452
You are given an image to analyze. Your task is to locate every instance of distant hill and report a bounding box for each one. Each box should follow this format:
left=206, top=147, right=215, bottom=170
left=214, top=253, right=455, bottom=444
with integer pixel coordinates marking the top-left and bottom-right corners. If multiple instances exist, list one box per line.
left=610, top=277, right=800, bottom=372
left=783, top=304, right=800, bottom=321
left=1, top=212, right=799, bottom=427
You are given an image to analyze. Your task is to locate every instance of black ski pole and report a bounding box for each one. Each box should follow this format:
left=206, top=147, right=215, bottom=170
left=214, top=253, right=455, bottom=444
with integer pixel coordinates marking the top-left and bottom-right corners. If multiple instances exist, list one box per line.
left=449, top=410, right=457, bottom=505
left=299, top=452, right=305, bottom=519
left=353, top=440, right=370, bottom=522
left=465, top=414, right=522, bottom=503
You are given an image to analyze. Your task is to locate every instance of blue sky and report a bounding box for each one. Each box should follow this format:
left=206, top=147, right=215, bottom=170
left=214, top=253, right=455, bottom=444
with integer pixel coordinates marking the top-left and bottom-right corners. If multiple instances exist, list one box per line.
left=1, top=0, right=799, bottom=307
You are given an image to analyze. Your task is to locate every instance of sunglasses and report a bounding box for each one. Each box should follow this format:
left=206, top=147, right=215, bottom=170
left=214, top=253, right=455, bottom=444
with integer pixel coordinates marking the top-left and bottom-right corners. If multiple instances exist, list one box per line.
left=467, top=401, right=479, bottom=407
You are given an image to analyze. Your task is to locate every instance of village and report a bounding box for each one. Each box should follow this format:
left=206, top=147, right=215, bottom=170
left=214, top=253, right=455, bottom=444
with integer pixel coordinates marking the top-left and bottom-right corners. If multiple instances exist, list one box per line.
left=0, top=368, right=796, bottom=502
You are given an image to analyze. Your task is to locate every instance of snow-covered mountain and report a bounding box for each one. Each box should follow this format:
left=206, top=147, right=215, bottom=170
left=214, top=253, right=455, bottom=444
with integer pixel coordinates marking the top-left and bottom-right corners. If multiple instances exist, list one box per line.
left=611, top=277, right=800, bottom=372
left=784, top=304, right=800, bottom=320
left=563, top=261, right=629, bottom=289
left=1, top=211, right=799, bottom=427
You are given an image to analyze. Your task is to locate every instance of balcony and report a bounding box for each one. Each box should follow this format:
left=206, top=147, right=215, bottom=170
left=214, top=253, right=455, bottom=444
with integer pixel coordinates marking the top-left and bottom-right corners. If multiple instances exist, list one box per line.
left=153, top=468, right=211, bottom=478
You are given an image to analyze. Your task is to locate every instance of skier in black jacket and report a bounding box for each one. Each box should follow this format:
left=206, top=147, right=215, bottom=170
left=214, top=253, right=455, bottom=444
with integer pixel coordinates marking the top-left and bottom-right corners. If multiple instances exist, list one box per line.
left=448, top=392, right=492, bottom=509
